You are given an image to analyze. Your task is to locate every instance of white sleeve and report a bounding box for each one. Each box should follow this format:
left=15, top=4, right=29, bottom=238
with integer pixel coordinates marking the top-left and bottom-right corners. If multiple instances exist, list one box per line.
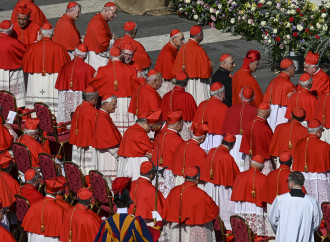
left=268, top=198, right=280, bottom=233
left=312, top=200, right=323, bottom=231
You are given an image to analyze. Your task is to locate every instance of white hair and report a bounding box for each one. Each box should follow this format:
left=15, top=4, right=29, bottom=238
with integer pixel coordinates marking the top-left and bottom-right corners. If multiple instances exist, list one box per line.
left=0, top=24, right=13, bottom=35
left=299, top=78, right=312, bottom=87
left=146, top=73, right=161, bottom=83
left=102, top=5, right=116, bottom=12
left=192, top=134, right=205, bottom=140
left=66, top=3, right=81, bottom=13
left=41, top=28, right=54, bottom=37
left=304, top=62, right=319, bottom=69
left=101, top=95, right=117, bottom=105
left=240, top=87, right=254, bottom=102
left=74, top=48, right=87, bottom=58
left=210, top=86, right=225, bottom=96
left=250, top=160, right=264, bottom=170
left=308, top=126, right=322, bottom=133
left=170, top=32, right=181, bottom=41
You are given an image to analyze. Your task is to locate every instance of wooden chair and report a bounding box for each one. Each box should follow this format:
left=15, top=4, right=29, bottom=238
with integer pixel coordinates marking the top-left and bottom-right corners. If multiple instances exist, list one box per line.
left=38, top=153, right=60, bottom=180
left=12, top=142, right=32, bottom=183
left=15, top=195, right=30, bottom=242
left=214, top=215, right=233, bottom=242
left=63, top=162, right=86, bottom=204
left=316, top=202, right=330, bottom=242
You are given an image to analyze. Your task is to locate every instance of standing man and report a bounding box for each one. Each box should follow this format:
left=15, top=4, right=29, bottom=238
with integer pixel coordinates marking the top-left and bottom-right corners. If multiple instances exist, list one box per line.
left=315, top=91, right=330, bottom=143
left=172, top=25, right=213, bottom=105
left=263, top=58, right=297, bottom=131
left=53, top=2, right=82, bottom=59
left=155, top=29, right=184, bottom=97
left=84, top=2, right=118, bottom=70
left=211, top=54, right=236, bottom=107
left=0, top=20, right=26, bottom=108
left=269, top=171, right=322, bottom=241
left=11, top=0, right=48, bottom=27
left=232, top=50, right=263, bottom=107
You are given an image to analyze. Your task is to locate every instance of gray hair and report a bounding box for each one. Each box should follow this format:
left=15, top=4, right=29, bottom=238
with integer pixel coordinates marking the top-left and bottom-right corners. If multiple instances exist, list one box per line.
left=136, top=118, right=147, bottom=123
left=283, top=63, right=295, bottom=72
left=146, top=73, right=161, bottom=83
left=124, top=27, right=137, bottom=36
left=299, top=78, right=312, bottom=87
left=41, top=28, right=54, bottom=37
left=304, top=62, right=319, bottom=69
left=74, top=48, right=87, bottom=58
left=101, top=95, right=117, bottom=105
left=170, top=32, right=182, bottom=41
left=25, top=129, right=38, bottom=136
left=308, top=126, right=322, bottom=133
left=82, top=91, right=98, bottom=102
left=190, top=30, right=203, bottom=39
left=250, top=160, right=264, bottom=170
left=66, top=3, right=81, bottom=13
left=210, top=86, right=225, bottom=96
left=102, top=6, right=116, bottom=12
left=240, top=87, right=254, bottom=102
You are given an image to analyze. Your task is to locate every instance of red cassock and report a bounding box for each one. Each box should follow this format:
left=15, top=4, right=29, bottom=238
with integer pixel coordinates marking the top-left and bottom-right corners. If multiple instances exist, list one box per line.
left=128, top=177, right=165, bottom=219
left=114, top=35, right=151, bottom=69
left=292, top=134, right=330, bottom=173
left=0, top=171, right=19, bottom=195
left=261, top=165, right=291, bottom=204
left=240, top=116, right=273, bottom=159
left=310, top=68, right=330, bottom=97
left=53, top=14, right=81, bottom=51
left=268, top=120, right=308, bottom=157
left=69, top=101, right=97, bottom=147
left=127, top=62, right=146, bottom=94
left=55, top=57, right=95, bottom=92
left=22, top=37, right=70, bottom=74
left=128, top=83, right=162, bottom=118
left=172, top=39, right=212, bottom=78
left=12, top=21, right=40, bottom=46
left=19, top=183, right=44, bottom=205
left=84, top=13, right=111, bottom=53
left=0, top=225, right=16, bottom=241
left=22, top=196, right=66, bottom=237
left=92, top=110, right=122, bottom=149
left=0, top=124, right=14, bottom=150
left=11, top=0, right=48, bottom=27
left=192, top=96, right=228, bottom=135
left=151, top=128, right=184, bottom=168
left=162, top=181, right=219, bottom=225
left=263, top=72, right=296, bottom=105
left=118, top=123, right=153, bottom=157
left=0, top=33, right=25, bottom=70
left=221, top=102, right=257, bottom=135
left=231, top=167, right=266, bottom=207
left=89, top=60, right=137, bottom=98
left=170, top=139, right=207, bottom=177
left=232, top=67, right=264, bottom=107
left=17, top=134, right=47, bottom=167
left=60, top=203, right=102, bottom=242
left=155, top=42, right=178, bottom=80
left=0, top=173, right=16, bottom=208
left=285, top=88, right=317, bottom=121
left=161, top=86, right=197, bottom=122
left=55, top=196, right=73, bottom=212
left=315, top=92, right=330, bottom=129
left=201, top=145, right=240, bottom=185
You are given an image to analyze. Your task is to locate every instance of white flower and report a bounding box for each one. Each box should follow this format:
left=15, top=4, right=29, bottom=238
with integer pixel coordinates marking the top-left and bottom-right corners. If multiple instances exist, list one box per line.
left=215, top=10, right=219, bottom=16
left=185, top=0, right=191, bottom=4
left=316, top=23, right=322, bottom=29
left=286, top=22, right=291, bottom=28
left=228, top=0, right=233, bottom=4
left=238, top=16, right=241, bottom=20
left=290, top=3, right=295, bottom=8
left=265, top=12, right=270, bottom=17
left=267, top=39, right=271, bottom=44
left=297, top=25, right=303, bottom=31
left=326, top=2, right=330, bottom=8
left=251, top=6, right=256, bottom=11
left=310, top=26, right=315, bottom=31
left=242, top=15, right=247, bottom=20
left=248, top=19, right=254, bottom=25
left=323, top=25, right=328, bottom=31
left=273, top=29, right=277, bottom=34
left=273, top=18, right=278, bottom=22
left=179, top=8, right=183, bottom=11
left=232, top=1, right=237, bottom=5
left=193, top=15, right=199, bottom=20
left=321, top=13, right=327, bottom=18
left=261, top=21, right=266, bottom=26
left=286, top=34, right=291, bottom=39
left=230, top=18, right=236, bottom=24
left=266, top=1, right=272, bottom=5
left=218, top=4, right=222, bottom=9
left=276, top=3, right=281, bottom=9
left=260, top=0, right=265, bottom=4
left=209, top=7, right=214, bottom=13
left=284, top=40, right=288, bottom=44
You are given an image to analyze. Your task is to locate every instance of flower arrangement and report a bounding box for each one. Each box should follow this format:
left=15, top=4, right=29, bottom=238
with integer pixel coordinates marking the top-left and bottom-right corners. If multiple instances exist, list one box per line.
left=170, top=0, right=330, bottom=64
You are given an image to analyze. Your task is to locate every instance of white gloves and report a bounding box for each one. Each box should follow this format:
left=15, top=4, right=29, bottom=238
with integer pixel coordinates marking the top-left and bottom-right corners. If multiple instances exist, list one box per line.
left=151, top=211, right=162, bottom=222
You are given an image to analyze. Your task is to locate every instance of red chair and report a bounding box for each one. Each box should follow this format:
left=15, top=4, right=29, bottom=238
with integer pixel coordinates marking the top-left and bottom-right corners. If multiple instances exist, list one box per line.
left=64, top=162, right=86, bottom=204
left=89, top=170, right=114, bottom=216
left=38, top=153, right=59, bottom=180
left=214, top=215, right=233, bottom=242
left=34, top=102, right=71, bottom=159
left=316, top=202, right=330, bottom=241
left=12, top=142, right=32, bottom=183
left=15, top=195, right=30, bottom=242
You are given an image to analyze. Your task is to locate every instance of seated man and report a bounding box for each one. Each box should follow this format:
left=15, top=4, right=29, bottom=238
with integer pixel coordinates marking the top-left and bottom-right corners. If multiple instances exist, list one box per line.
left=19, top=168, right=43, bottom=205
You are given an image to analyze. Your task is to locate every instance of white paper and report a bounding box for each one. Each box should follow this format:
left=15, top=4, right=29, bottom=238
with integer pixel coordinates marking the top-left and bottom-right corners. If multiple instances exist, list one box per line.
left=6, top=111, right=16, bottom=124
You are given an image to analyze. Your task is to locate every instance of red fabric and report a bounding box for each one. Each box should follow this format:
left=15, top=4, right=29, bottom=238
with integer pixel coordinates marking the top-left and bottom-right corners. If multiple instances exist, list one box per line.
left=22, top=37, right=70, bottom=73
left=128, top=63, right=145, bottom=94
left=17, top=134, right=47, bottom=167
left=263, top=72, right=297, bottom=106
left=19, top=183, right=44, bottom=205
left=310, top=69, right=330, bottom=97
left=84, top=13, right=111, bottom=53
left=113, top=35, right=151, bottom=69
left=55, top=57, right=95, bottom=91
left=202, top=145, right=240, bottom=185
left=11, top=0, right=48, bottom=27
left=92, top=110, right=122, bottom=149
left=128, top=177, right=165, bottom=219
left=231, top=167, right=266, bottom=207
left=192, top=96, right=228, bottom=134
left=55, top=196, right=73, bottom=212
left=232, top=67, right=264, bottom=107
left=170, top=139, right=207, bottom=177
left=0, top=173, right=16, bottom=207
left=161, top=86, right=197, bottom=122
left=0, top=225, right=16, bottom=241
left=12, top=21, right=40, bottom=46
left=221, top=102, right=257, bottom=135
left=268, top=120, right=308, bottom=157
left=155, top=42, right=178, bottom=80
left=261, top=165, right=291, bottom=204
left=60, top=203, right=102, bottom=242
left=151, top=128, right=184, bottom=168
left=128, top=83, right=162, bottom=118
left=0, top=124, right=14, bottom=150
left=285, top=88, right=317, bottom=121
left=118, top=123, right=153, bottom=157
left=315, top=92, right=330, bottom=128
left=69, top=101, right=97, bottom=147
left=22, top=196, right=66, bottom=237
left=240, top=116, right=273, bottom=159
left=0, top=33, right=25, bottom=70
left=162, top=181, right=219, bottom=225
left=172, top=39, right=212, bottom=78
left=0, top=171, right=19, bottom=195
left=292, top=134, right=330, bottom=173
left=89, top=60, right=137, bottom=98
left=52, top=14, right=81, bottom=51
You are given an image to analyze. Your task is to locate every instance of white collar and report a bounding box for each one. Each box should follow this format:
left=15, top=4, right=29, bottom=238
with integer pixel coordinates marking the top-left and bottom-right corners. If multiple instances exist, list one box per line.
left=117, top=207, right=128, bottom=214
left=139, top=176, right=151, bottom=181
left=167, top=128, right=178, bottom=133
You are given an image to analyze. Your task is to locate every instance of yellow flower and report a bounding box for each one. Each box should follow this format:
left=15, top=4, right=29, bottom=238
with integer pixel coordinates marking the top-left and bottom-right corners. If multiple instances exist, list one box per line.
left=319, top=18, right=325, bottom=23
left=311, top=3, right=317, bottom=11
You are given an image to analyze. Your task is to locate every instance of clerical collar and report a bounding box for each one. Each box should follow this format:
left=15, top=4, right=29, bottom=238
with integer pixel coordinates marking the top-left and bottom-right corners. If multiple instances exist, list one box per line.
left=167, top=128, right=178, bottom=133
left=46, top=194, right=55, bottom=199
left=100, top=109, right=109, bottom=114
left=139, top=175, right=151, bottom=181
left=313, top=68, right=320, bottom=75
left=289, top=188, right=305, bottom=198
left=256, top=115, right=266, bottom=121
left=117, top=207, right=128, bottom=214
left=191, top=138, right=199, bottom=143
left=169, top=41, right=177, bottom=49
left=189, top=38, right=198, bottom=43
left=219, top=67, right=230, bottom=74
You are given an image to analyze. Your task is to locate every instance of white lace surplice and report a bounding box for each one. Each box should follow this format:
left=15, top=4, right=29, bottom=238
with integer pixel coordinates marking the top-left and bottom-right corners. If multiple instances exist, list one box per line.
left=57, top=90, right=82, bottom=123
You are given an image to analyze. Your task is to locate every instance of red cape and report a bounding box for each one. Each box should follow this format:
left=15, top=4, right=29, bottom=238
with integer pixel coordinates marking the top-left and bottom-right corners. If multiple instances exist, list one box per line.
left=315, top=92, right=330, bottom=128
left=0, top=171, right=20, bottom=195
left=310, top=68, right=330, bottom=97
left=19, top=183, right=44, bottom=205
left=12, top=21, right=40, bottom=46
left=155, top=42, right=178, bottom=80
left=0, top=173, right=16, bottom=208
left=17, top=134, right=47, bottom=167
left=0, top=124, right=14, bottom=150
left=0, top=225, right=16, bottom=241
left=11, top=0, right=48, bottom=27
left=55, top=196, right=73, bottom=212
left=0, top=33, right=25, bottom=70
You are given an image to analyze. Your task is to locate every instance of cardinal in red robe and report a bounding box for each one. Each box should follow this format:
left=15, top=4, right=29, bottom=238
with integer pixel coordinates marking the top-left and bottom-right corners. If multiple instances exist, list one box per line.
left=11, top=0, right=48, bottom=27
left=19, top=169, right=43, bottom=205
left=0, top=117, right=15, bottom=151
left=232, top=50, right=263, bottom=107
left=0, top=172, right=16, bottom=209
left=315, top=92, right=330, bottom=143
left=0, top=152, right=19, bottom=195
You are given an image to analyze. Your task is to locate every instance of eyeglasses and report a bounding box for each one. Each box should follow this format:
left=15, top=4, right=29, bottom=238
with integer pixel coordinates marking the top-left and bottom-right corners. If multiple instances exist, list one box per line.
left=109, top=10, right=118, bottom=16
left=123, top=52, right=133, bottom=57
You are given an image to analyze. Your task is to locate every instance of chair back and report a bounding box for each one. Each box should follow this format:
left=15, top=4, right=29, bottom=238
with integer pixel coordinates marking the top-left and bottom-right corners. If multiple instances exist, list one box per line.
left=0, top=90, right=17, bottom=121
left=15, top=195, right=30, bottom=223
left=322, top=202, right=330, bottom=233
left=64, top=162, right=85, bottom=194
left=38, top=153, right=58, bottom=180
left=12, top=142, right=32, bottom=174
left=230, top=215, right=253, bottom=242
left=34, top=103, right=55, bottom=135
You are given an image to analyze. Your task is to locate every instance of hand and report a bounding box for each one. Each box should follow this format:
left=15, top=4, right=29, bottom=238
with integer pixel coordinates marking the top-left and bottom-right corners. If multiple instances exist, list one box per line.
left=146, top=152, right=152, bottom=160
left=37, top=30, right=42, bottom=41
left=151, top=211, right=162, bottom=222
left=112, top=34, right=117, bottom=40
